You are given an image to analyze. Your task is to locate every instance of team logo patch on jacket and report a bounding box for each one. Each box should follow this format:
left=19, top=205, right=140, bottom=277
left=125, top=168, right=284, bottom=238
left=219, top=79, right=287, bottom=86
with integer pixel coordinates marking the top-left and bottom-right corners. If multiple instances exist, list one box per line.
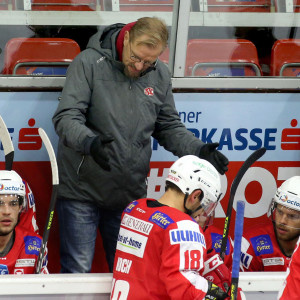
left=149, top=211, right=174, bottom=229
left=250, top=235, right=273, bottom=256
left=24, top=236, right=41, bottom=255
left=144, top=87, right=154, bottom=96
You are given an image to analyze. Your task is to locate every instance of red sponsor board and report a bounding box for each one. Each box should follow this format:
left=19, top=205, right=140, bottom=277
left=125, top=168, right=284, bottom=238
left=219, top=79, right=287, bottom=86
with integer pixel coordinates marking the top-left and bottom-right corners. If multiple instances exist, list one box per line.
left=3, top=160, right=299, bottom=273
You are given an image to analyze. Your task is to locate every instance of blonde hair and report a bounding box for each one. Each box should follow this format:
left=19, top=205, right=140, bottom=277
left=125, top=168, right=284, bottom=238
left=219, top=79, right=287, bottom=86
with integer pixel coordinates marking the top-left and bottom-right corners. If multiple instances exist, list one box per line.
left=130, top=17, right=168, bottom=49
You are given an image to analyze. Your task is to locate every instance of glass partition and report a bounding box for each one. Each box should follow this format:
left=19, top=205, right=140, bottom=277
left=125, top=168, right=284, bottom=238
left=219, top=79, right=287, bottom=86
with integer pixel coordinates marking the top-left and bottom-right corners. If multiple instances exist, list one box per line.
left=0, top=0, right=300, bottom=79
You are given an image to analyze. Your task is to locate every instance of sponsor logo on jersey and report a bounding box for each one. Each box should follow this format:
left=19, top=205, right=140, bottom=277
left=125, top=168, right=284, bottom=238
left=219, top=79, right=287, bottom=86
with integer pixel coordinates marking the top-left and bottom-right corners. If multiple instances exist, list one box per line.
left=117, top=228, right=148, bottom=258
left=24, top=236, right=41, bottom=255
left=211, top=233, right=230, bottom=255
left=121, top=214, right=153, bottom=235
left=262, top=257, right=285, bottom=266
left=28, top=191, right=35, bottom=208
left=15, top=259, right=35, bottom=267
left=149, top=211, right=174, bottom=229
left=250, top=235, right=273, bottom=256
left=14, top=269, right=24, bottom=275
left=115, top=257, right=132, bottom=274
left=124, top=201, right=138, bottom=213
left=170, top=229, right=206, bottom=247
left=0, top=264, right=9, bottom=275
left=240, top=252, right=253, bottom=269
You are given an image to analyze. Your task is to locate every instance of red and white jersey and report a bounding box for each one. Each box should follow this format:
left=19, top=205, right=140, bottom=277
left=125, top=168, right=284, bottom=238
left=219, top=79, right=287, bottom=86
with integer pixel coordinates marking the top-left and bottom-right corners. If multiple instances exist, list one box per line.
left=240, top=221, right=291, bottom=272
left=204, top=225, right=233, bottom=268
left=278, top=237, right=300, bottom=300
left=18, top=180, right=39, bottom=234
left=111, top=199, right=208, bottom=300
left=0, top=226, right=48, bottom=275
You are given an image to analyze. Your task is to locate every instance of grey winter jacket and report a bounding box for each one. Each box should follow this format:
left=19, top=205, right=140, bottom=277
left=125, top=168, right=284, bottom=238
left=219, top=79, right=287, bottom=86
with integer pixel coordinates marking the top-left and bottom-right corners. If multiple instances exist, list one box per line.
left=52, top=23, right=204, bottom=211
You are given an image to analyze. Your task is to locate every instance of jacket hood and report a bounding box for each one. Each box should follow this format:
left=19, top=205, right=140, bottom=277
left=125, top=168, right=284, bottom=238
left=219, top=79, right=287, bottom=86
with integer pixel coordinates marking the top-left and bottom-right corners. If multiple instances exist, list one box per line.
left=86, top=23, right=125, bottom=60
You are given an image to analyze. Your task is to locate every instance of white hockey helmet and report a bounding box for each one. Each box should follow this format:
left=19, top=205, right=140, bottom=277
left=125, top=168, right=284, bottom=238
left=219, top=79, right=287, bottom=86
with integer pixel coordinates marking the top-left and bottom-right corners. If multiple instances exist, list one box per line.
left=273, top=176, right=300, bottom=212
left=166, top=155, right=221, bottom=216
left=0, top=170, right=25, bottom=206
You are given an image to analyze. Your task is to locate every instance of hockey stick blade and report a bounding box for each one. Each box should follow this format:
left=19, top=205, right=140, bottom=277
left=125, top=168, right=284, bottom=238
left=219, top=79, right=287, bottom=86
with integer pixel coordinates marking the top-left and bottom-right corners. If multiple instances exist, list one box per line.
left=0, top=115, right=14, bottom=171
left=220, top=147, right=266, bottom=261
left=35, top=128, right=59, bottom=274
left=230, top=200, right=245, bottom=300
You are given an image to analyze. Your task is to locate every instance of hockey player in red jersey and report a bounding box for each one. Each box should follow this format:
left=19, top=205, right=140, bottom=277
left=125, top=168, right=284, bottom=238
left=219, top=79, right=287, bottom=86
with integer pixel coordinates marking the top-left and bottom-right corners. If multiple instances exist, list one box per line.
left=192, top=204, right=237, bottom=296
left=111, top=155, right=240, bottom=300
left=193, top=211, right=233, bottom=268
left=240, top=176, right=300, bottom=272
left=278, top=236, right=300, bottom=299
left=0, top=170, right=48, bottom=274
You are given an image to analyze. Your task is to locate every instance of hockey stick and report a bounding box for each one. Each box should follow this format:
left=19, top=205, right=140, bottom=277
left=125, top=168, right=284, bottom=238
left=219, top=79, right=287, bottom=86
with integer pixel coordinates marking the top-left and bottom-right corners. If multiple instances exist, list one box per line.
left=230, top=200, right=245, bottom=300
left=0, top=115, right=14, bottom=171
left=35, top=128, right=59, bottom=274
left=220, top=147, right=266, bottom=261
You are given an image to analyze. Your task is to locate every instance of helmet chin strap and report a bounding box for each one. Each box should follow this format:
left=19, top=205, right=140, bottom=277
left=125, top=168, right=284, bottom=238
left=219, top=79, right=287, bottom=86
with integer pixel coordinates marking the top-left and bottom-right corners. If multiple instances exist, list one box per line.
left=184, top=192, right=203, bottom=216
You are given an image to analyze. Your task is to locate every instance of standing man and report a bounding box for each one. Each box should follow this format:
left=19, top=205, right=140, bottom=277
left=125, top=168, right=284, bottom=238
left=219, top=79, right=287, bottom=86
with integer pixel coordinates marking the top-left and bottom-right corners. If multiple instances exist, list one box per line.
left=0, top=170, right=48, bottom=274
left=111, top=155, right=230, bottom=299
left=240, top=176, right=300, bottom=272
left=53, top=17, right=229, bottom=273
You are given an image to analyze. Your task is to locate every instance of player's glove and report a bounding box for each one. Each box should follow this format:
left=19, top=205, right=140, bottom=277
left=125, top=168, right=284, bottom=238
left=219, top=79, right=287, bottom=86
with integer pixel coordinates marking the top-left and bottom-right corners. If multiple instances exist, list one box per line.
left=202, top=254, right=231, bottom=293
left=228, top=287, right=246, bottom=300
left=90, top=136, right=114, bottom=171
left=204, top=281, right=229, bottom=300
left=199, top=143, right=229, bottom=175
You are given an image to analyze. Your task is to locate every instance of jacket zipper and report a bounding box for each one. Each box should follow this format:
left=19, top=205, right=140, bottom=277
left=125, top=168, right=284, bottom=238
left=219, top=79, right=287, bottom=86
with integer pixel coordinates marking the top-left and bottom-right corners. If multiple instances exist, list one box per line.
left=77, top=155, right=85, bottom=175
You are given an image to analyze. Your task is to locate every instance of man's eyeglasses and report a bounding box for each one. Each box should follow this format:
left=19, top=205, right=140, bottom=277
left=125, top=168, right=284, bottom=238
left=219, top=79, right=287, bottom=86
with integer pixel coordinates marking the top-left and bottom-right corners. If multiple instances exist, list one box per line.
left=0, top=199, right=20, bottom=210
left=129, top=43, right=157, bottom=68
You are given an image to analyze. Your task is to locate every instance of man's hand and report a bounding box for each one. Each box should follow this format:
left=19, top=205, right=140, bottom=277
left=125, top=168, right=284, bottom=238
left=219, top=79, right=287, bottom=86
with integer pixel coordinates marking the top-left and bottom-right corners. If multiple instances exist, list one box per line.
left=202, top=254, right=246, bottom=300
left=90, top=136, right=114, bottom=171
left=199, top=143, right=229, bottom=175
left=202, top=254, right=231, bottom=293
left=204, top=281, right=228, bottom=300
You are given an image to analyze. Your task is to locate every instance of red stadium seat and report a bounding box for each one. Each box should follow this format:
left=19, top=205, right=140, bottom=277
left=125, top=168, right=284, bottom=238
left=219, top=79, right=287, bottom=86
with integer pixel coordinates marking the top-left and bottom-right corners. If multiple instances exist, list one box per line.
left=294, top=0, right=300, bottom=11
left=0, top=0, right=15, bottom=9
left=206, top=0, right=271, bottom=12
left=31, top=0, right=100, bottom=10
left=0, top=0, right=8, bottom=9
left=114, top=0, right=173, bottom=11
left=185, top=39, right=262, bottom=77
left=2, top=38, right=80, bottom=75
left=270, top=39, right=300, bottom=76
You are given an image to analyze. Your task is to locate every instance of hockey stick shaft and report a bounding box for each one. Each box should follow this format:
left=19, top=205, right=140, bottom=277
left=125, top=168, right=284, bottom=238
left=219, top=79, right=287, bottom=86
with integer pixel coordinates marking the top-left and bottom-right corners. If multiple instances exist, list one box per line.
left=230, top=200, right=245, bottom=300
left=220, top=147, right=266, bottom=261
left=0, top=115, right=14, bottom=171
left=35, top=128, right=59, bottom=274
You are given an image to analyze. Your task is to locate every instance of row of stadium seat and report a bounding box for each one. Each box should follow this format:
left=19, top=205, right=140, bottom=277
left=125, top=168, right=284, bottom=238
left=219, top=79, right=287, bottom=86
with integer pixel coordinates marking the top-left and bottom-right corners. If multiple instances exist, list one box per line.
left=1, top=37, right=300, bottom=77
left=0, top=0, right=299, bottom=12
